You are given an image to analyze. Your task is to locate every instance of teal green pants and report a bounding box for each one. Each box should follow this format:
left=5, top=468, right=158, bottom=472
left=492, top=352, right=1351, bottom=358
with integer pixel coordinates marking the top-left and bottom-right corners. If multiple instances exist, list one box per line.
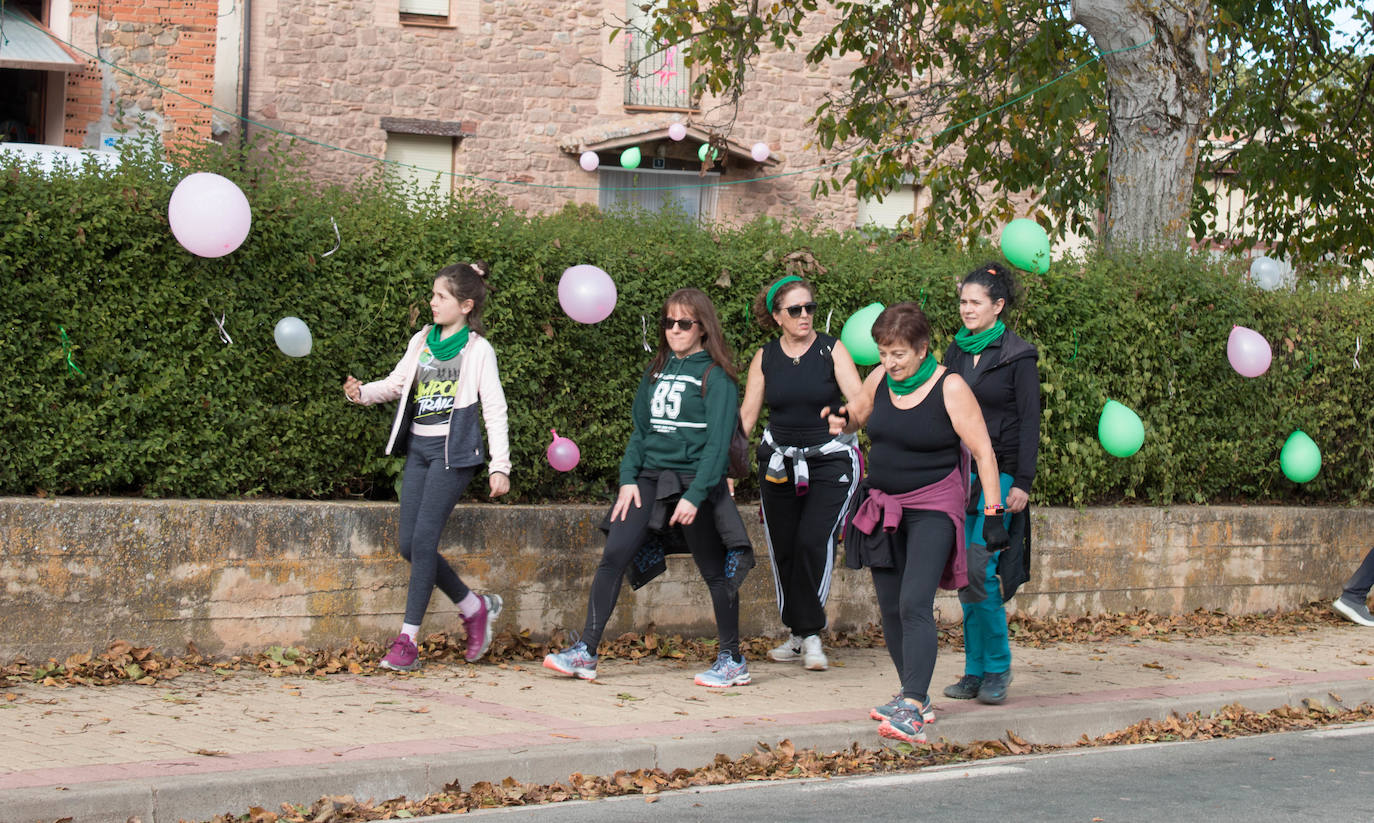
left=961, top=472, right=1014, bottom=677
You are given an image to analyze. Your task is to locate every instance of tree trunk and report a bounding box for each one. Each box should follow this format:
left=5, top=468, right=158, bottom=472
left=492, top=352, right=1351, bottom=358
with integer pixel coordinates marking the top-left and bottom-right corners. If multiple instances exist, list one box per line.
left=1073, top=0, right=1212, bottom=250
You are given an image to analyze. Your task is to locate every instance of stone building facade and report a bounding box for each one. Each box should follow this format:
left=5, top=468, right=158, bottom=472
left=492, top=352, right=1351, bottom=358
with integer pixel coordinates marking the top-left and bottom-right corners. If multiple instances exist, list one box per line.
left=7, top=0, right=888, bottom=229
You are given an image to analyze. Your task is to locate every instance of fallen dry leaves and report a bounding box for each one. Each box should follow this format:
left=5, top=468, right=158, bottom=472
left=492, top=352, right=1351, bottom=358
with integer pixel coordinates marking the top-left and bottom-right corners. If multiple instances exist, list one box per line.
left=195, top=700, right=1374, bottom=822
left=1, top=602, right=1350, bottom=689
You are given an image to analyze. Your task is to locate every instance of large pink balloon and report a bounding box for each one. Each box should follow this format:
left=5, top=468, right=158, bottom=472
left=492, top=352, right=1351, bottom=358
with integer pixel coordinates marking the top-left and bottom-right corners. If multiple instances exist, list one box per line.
left=1227, top=325, right=1272, bottom=377
left=168, top=172, right=251, bottom=258
left=557, top=264, right=617, bottom=324
left=547, top=429, right=581, bottom=472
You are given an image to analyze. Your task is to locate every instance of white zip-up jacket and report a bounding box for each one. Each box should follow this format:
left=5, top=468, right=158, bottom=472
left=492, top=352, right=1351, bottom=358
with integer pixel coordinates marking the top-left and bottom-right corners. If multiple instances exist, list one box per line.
left=352, top=326, right=511, bottom=476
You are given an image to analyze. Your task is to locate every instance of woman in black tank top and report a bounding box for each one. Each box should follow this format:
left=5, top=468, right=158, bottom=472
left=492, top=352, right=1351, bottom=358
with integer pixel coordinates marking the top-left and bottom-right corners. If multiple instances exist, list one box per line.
left=739, top=275, right=866, bottom=672
left=827, top=302, right=1008, bottom=746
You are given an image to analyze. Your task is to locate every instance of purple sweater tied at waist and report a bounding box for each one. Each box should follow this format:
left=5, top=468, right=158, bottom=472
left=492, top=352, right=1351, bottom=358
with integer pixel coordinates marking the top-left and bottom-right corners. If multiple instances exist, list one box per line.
left=849, top=447, right=970, bottom=590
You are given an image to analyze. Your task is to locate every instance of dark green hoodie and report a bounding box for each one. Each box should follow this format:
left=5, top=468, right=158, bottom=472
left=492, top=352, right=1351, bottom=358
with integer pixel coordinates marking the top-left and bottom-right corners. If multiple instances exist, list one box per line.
left=618, top=350, right=738, bottom=507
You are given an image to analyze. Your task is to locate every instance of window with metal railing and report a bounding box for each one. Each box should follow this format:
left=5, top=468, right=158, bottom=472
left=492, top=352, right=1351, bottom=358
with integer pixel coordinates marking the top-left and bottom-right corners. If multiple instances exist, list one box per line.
left=623, top=1, right=694, bottom=110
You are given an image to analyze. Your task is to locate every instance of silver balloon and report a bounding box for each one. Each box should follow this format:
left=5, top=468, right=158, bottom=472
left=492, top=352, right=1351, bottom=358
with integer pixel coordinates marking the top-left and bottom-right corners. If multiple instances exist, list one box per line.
left=274, top=316, right=313, bottom=357
left=1249, top=255, right=1283, bottom=291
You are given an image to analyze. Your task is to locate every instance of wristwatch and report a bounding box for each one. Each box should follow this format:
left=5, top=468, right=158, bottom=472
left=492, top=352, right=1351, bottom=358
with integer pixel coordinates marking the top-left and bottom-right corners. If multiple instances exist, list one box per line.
left=983, top=503, right=1006, bottom=516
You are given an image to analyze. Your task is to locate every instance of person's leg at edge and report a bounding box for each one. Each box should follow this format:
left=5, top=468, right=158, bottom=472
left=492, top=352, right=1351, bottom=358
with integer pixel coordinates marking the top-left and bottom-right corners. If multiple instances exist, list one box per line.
left=1342, top=547, right=1374, bottom=603
left=1334, top=546, right=1374, bottom=626
left=968, top=473, right=1015, bottom=696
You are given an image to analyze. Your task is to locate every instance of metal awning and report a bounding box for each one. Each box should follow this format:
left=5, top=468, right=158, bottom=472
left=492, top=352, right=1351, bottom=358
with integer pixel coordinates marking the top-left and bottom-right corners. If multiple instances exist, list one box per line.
left=0, top=6, right=85, bottom=72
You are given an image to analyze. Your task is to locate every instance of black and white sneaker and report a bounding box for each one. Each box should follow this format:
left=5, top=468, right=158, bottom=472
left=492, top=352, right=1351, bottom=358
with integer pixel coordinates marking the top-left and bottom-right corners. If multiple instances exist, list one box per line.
left=767, top=634, right=803, bottom=662
left=1333, top=594, right=1374, bottom=627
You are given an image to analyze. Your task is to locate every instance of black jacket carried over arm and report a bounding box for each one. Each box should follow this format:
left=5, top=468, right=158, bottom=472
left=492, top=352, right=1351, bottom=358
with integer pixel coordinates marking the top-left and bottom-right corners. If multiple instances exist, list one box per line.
left=944, top=328, right=1040, bottom=601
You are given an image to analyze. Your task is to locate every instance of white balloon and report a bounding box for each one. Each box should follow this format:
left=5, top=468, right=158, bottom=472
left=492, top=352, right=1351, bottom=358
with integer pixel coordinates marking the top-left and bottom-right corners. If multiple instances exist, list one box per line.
left=750, top=142, right=770, bottom=163
left=1250, top=255, right=1283, bottom=291
left=668, top=123, right=687, bottom=141
left=579, top=151, right=599, bottom=172
left=168, top=173, right=252, bottom=258
left=274, top=316, right=313, bottom=357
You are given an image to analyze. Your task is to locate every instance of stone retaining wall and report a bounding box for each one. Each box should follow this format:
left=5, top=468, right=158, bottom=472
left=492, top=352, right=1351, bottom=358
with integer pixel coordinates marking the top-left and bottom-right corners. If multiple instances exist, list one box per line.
left=2, top=498, right=1370, bottom=659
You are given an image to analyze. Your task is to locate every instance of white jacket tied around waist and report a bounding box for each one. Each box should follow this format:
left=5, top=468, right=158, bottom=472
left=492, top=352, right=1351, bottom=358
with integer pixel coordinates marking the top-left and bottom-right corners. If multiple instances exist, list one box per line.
left=352, top=326, right=511, bottom=476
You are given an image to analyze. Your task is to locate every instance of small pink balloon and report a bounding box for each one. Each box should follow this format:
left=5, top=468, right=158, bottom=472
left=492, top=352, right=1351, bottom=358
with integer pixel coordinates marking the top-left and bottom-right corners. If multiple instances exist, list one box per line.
left=750, top=142, right=770, bottom=163
left=558, top=264, right=617, bottom=324
left=579, top=151, right=599, bottom=172
left=168, top=172, right=252, bottom=258
left=1227, top=325, right=1272, bottom=378
left=668, top=123, right=687, bottom=141
left=547, top=429, right=581, bottom=472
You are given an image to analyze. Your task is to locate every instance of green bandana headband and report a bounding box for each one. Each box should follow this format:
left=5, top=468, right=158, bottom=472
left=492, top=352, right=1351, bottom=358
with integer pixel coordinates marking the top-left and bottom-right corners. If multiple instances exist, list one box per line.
left=425, top=324, right=470, bottom=361
left=766, top=275, right=803, bottom=312
left=954, top=320, right=1006, bottom=354
left=886, top=353, right=938, bottom=395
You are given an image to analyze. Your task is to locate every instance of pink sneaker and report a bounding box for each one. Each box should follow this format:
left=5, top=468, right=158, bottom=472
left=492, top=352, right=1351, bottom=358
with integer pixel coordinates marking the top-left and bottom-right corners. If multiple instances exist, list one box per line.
left=379, top=633, right=420, bottom=672
left=463, top=593, right=503, bottom=662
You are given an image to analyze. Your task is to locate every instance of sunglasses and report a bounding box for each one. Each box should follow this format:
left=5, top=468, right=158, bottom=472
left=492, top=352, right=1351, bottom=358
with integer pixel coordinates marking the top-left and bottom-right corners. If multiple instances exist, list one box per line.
left=781, top=302, right=818, bottom=318
left=661, top=316, right=700, bottom=331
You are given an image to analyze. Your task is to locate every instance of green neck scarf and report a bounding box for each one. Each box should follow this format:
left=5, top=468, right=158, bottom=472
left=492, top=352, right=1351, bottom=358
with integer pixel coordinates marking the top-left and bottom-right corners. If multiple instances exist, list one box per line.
left=426, top=324, right=470, bottom=361
left=954, top=320, right=1006, bottom=354
left=886, top=354, right=938, bottom=396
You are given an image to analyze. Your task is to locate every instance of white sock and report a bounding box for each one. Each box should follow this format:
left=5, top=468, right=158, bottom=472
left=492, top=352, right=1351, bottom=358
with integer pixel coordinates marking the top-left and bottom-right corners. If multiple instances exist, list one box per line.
left=457, top=592, right=483, bottom=617
left=401, top=623, right=421, bottom=642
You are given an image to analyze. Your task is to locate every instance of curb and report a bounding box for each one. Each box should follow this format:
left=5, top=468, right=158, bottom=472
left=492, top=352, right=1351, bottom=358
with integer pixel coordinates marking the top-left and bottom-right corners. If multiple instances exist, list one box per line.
left=7, top=678, right=1374, bottom=823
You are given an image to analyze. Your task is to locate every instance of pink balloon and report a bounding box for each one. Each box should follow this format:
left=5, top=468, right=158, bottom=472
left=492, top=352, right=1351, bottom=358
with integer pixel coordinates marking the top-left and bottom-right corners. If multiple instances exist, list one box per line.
left=1227, top=325, right=1272, bottom=378
left=750, top=142, right=770, bottom=163
left=168, top=172, right=251, bottom=258
left=668, top=123, right=687, bottom=141
left=557, top=264, right=617, bottom=324
left=547, top=429, right=581, bottom=472
left=579, top=151, right=599, bottom=172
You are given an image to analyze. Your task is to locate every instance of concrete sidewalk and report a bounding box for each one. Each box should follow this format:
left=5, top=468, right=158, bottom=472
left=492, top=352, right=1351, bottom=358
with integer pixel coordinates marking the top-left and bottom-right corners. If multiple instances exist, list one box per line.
left=4, top=626, right=1374, bottom=823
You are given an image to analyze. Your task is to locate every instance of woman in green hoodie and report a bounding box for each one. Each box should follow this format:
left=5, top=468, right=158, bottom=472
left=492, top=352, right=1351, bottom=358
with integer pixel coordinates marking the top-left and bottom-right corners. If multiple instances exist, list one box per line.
left=544, top=288, right=749, bottom=687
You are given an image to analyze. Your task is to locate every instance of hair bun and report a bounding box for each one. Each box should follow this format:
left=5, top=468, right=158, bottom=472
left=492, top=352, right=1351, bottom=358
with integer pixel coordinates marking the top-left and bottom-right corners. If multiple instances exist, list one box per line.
left=470, top=261, right=489, bottom=277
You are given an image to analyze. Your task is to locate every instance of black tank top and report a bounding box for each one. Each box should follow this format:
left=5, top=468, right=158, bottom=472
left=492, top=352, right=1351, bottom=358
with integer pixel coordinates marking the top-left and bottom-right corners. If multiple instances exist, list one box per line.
left=761, top=333, right=843, bottom=447
left=867, top=370, right=960, bottom=494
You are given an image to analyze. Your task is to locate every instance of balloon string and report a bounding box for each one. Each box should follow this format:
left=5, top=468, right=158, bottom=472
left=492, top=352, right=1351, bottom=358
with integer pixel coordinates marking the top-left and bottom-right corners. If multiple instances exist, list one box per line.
left=825, top=308, right=833, bottom=334
left=209, top=307, right=233, bottom=344
left=1355, top=336, right=1361, bottom=370
left=59, top=326, right=85, bottom=377
left=1069, top=328, right=1078, bottom=362
left=640, top=315, right=651, bottom=351
left=321, top=217, right=341, bottom=258
left=918, top=287, right=927, bottom=308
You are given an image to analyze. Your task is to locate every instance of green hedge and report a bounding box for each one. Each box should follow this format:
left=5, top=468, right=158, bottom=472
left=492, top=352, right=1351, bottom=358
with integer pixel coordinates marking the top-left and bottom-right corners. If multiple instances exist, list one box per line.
left=2, top=138, right=1371, bottom=504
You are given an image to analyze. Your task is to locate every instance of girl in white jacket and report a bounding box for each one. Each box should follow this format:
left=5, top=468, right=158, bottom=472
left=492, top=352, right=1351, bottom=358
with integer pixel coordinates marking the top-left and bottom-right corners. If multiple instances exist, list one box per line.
left=343, top=262, right=511, bottom=671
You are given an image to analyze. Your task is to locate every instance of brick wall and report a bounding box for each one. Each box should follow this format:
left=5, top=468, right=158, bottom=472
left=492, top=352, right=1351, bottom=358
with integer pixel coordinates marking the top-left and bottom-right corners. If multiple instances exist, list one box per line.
left=63, top=0, right=217, bottom=149
left=246, top=0, right=864, bottom=227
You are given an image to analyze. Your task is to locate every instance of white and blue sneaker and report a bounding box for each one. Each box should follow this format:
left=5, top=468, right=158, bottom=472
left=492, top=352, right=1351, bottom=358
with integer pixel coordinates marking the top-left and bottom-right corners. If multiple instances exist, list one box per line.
left=694, top=651, right=752, bottom=688
left=543, top=641, right=598, bottom=680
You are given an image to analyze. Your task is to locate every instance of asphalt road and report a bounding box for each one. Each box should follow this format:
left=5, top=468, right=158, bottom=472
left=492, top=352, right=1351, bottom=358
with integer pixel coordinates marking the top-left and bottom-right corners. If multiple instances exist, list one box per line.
left=440, top=722, right=1374, bottom=822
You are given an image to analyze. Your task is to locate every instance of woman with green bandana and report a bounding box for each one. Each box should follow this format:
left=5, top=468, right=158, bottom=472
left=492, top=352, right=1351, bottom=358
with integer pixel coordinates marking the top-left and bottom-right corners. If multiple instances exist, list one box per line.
left=739, top=274, right=865, bottom=672
left=827, top=302, right=1007, bottom=744
left=939, top=261, right=1040, bottom=706
left=343, top=262, right=510, bottom=672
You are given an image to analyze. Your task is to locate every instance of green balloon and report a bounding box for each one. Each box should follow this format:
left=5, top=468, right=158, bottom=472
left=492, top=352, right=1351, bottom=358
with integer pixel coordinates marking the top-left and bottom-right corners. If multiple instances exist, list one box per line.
left=1098, top=400, right=1144, bottom=458
left=1000, top=218, right=1051, bottom=274
left=697, top=143, right=719, bottom=162
left=1280, top=430, right=1321, bottom=483
left=620, top=146, right=642, bottom=170
left=840, top=302, right=885, bottom=366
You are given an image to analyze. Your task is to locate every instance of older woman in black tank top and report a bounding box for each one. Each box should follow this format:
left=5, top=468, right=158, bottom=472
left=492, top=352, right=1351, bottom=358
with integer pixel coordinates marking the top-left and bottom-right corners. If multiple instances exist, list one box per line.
left=740, top=275, right=865, bottom=672
left=827, top=302, right=1008, bottom=745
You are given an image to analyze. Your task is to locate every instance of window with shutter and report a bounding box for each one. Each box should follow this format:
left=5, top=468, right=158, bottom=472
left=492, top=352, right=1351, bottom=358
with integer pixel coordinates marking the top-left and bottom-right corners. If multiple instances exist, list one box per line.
left=598, top=168, right=718, bottom=221
left=399, top=0, right=450, bottom=23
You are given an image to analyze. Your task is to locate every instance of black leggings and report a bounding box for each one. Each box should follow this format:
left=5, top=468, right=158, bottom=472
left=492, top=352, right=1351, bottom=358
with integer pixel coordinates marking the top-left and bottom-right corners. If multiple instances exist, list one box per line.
left=581, top=475, right=740, bottom=656
left=396, top=435, right=476, bottom=626
left=870, top=508, right=955, bottom=703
